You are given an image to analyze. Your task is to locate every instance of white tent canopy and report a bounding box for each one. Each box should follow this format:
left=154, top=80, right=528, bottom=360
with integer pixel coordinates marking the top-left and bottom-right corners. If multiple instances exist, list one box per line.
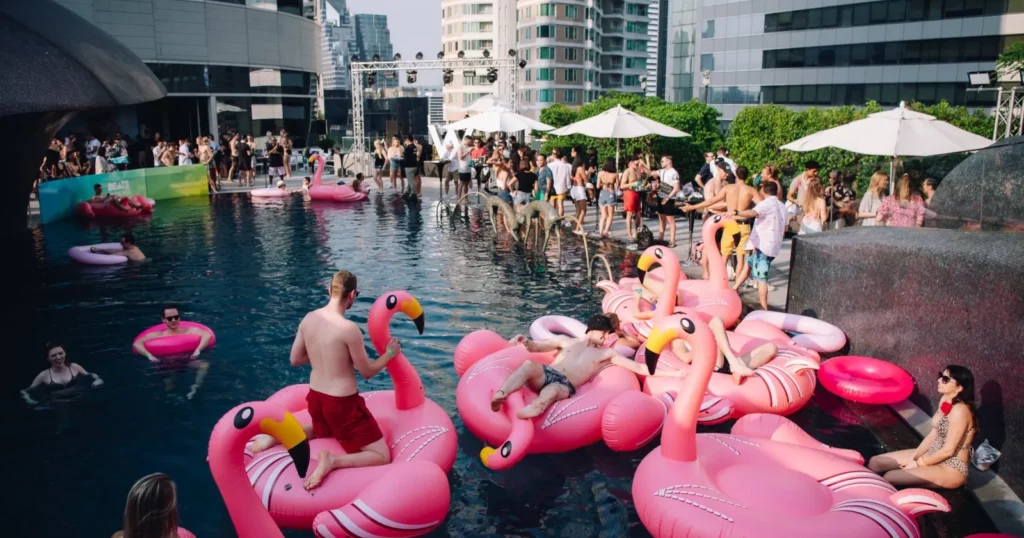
left=465, top=95, right=511, bottom=113
left=444, top=108, right=554, bottom=133
left=548, top=105, right=690, bottom=165
left=781, top=102, right=992, bottom=157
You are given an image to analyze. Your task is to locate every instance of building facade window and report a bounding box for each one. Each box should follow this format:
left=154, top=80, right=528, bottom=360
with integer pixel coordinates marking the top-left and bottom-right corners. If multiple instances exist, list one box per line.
left=523, top=27, right=531, bottom=39
left=626, top=21, right=648, bottom=33
left=565, top=27, right=578, bottom=39
left=565, top=47, right=578, bottom=61
left=462, top=40, right=494, bottom=50
left=565, top=89, right=578, bottom=102
left=763, top=35, right=1016, bottom=69
left=762, top=83, right=997, bottom=107
left=624, top=75, right=641, bottom=86
left=537, top=25, right=555, bottom=38
left=463, top=4, right=494, bottom=15
left=525, top=89, right=532, bottom=102
left=539, top=46, right=555, bottom=59
left=625, top=57, right=647, bottom=69
left=626, top=39, right=647, bottom=52
left=462, top=22, right=494, bottom=33
left=537, top=68, right=555, bottom=81
left=539, top=3, right=556, bottom=17
left=627, top=3, right=648, bottom=16
left=566, top=5, right=579, bottom=18
left=526, top=69, right=532, bottom=81
left=538, top=89, right=554, bottom=102
left=765, top=0, right=1021, bottom=33
left=565, top=69, right=579, bottom=81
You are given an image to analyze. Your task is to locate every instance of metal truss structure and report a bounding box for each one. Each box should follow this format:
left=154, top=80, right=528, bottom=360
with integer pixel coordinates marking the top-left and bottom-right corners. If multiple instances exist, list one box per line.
left=992, top=87, right=1024, bottom=140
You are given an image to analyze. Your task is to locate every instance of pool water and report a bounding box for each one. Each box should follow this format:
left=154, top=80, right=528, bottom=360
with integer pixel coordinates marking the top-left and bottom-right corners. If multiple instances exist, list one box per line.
left=13, top=193, right=992, bottom=537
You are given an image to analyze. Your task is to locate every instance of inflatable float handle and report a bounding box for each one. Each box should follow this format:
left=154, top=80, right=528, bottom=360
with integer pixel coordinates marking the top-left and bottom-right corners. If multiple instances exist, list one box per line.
left=480, top=390, right=534, bottom=470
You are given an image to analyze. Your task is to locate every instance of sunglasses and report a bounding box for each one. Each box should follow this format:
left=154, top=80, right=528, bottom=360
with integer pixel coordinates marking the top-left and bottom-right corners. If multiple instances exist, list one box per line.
left=164, top=315, right=180, bottom=322
left=353, top=290, right=360, bottom=298
left=938, top=372, right=952, bottom=384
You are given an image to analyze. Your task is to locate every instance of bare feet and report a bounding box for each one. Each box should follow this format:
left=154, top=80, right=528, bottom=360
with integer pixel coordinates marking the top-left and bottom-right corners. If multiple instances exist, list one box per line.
left=731, top=364, right=755, bottom=385
left=249, top=434, right=278, bottom=454
left=516, top=402, right=545, bottom=419
left=490, top=389, right=507, bottom=412
left=304, top=450, right=335, bottom=490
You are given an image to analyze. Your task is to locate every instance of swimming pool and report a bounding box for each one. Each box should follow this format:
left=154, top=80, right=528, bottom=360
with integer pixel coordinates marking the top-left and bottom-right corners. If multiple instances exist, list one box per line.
left=14, top=193, right=993, bottom=537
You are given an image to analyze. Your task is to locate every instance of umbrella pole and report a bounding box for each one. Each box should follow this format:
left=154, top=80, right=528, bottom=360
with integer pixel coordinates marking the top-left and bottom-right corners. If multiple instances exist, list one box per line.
left=615, top=139, right=620, bottom=170
left=889, top=158, right=895, bottom=193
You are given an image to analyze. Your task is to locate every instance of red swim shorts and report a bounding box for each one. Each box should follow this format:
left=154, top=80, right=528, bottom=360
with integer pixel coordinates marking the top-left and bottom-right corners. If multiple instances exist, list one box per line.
left=623, top=190, right=640, bottom=212
left=306, top=389, right=384, bottom=453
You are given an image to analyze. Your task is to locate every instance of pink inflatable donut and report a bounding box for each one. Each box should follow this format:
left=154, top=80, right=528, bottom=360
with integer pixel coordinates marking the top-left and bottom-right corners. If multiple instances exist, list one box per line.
left=133, top=322, right=216, bottom=358
left=250, top=187, right=290, bottom=198
left=68, top=243, right=127, bottom=265
left=819, top=355, right=914, bottom=404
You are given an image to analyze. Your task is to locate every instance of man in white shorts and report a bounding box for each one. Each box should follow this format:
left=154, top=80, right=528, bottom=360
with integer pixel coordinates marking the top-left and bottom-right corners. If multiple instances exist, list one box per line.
left=547, top=149, right=572, bottom=216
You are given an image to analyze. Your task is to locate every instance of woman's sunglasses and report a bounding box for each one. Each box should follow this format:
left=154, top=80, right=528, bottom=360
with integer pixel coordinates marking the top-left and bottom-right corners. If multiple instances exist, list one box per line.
left=938, top=373, right=952, bottom=384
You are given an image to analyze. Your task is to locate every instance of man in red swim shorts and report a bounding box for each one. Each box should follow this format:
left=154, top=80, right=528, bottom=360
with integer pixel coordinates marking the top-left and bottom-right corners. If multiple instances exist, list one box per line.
left=250, top=270, right=400, bottom=489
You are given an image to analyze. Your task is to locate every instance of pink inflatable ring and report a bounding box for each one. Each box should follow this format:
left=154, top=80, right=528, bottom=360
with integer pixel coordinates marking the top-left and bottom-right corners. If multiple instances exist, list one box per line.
left=68, top=243, right=127, bottom=265
left=819, top=356, right=914, bottom=404
left=250, top=188, right=290, bottom=198
left=133, top=322, right=216, bottom=359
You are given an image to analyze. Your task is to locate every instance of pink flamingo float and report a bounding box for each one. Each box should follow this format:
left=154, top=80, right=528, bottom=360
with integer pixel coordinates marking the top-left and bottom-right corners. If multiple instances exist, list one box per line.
left=598, top=219, right=742, bottom=329
left=633, top=315, right=950, bottom=538
left=223, top=291, right=456, bottom=537
left=307, top=154, right=368, bottom=202
left=453, top=329, right=668, bottom=470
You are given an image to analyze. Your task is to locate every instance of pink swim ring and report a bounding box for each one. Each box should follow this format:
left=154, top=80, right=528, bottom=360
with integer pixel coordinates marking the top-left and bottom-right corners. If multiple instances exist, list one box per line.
left=133, top=322, right=216, bottom=358
left=250, top=187, right=290, bottom=198
left=819, top=356, right=915, bottom=405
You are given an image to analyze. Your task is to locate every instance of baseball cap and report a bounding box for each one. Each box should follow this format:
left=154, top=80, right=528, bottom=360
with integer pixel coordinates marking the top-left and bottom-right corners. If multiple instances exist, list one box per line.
left=276, top=180, right=286, bottom=187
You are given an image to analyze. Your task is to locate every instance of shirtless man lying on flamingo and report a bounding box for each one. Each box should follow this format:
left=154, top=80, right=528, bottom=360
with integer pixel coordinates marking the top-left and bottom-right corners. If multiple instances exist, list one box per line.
left=490, top=314, right=682, bottom=419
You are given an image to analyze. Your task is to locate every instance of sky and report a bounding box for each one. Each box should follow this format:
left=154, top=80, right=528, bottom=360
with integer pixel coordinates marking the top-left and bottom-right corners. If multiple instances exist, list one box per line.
left=346, top=0, right=443, bottom=87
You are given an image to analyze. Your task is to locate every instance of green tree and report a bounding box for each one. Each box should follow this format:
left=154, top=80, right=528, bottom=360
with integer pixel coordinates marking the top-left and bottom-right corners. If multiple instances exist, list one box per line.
left=540, top=93, right=722, bottom=175
left=996, top=41, right=1024, bottom=73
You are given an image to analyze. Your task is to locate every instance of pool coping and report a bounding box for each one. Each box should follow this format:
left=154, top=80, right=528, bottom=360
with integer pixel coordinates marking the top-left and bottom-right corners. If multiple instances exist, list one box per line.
left=891, top=399, right=1024, bottom=535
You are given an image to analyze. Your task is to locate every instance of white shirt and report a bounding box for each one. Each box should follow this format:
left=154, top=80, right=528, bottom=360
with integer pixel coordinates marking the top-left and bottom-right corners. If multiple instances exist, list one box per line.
left=152, top=146, right=163, bottom=167
left=548, top=160, right=573, bottom=195
left=657, top=167, right=681, bottom=200
left=178, top=144, right=192, bottom=166
left=457, top=144, right=472, bottom=173
left=94, top=156, right=113, bottom=174
left=85, top=139, right=100, bottom=159
left=442, top=147, right=460, bottom=172
left=746, top=197, right=788, bottom=258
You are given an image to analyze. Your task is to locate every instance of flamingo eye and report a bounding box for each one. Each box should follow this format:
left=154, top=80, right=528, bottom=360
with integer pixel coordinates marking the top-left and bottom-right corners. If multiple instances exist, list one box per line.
left=679, top=318, right=695, bottom=334
left=386, top=295, right=397, bottom=309
left=500, top=441, right=512, bottom=458
left=714, top=216, right=722, bottom=222
left=234, top=406, right=254, bottom=429
left=654, top=248, right=663, bottom=259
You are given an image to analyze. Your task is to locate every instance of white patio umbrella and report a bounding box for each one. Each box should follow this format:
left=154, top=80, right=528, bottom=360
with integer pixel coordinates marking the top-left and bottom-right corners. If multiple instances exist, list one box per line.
left=465, top=95, right=511, bottom=113
left=549, top=104, right=690, bottom=166
left=445, top=107, right=554, bottom=133
left=781, top=102, right=993, bottom=189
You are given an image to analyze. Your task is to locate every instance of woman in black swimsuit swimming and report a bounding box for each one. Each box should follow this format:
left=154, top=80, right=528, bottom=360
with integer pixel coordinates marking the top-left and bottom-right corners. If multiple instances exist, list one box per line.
left=21, top=342, right=103, bottom=405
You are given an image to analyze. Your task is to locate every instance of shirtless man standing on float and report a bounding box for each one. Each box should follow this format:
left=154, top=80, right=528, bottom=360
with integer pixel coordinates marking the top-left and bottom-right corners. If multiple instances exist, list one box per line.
left=683, top=162, right=763, bottom=285
left=250, top=270, right=401, bottom=490
left=491, top=314, right=682, bottom=419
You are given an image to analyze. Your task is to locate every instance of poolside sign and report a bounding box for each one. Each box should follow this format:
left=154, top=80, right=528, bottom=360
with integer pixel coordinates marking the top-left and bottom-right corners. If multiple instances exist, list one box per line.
left=38, top=164, right=208, bottom=223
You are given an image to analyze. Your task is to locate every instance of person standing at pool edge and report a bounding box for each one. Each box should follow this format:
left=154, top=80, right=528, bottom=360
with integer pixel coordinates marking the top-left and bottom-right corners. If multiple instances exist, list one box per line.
left=249, top=270, right=401, bottom=490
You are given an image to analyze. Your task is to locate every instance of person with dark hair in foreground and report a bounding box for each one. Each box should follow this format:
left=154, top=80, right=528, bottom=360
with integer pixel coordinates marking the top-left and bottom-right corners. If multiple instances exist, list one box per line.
left=869, top=365, right=977, bottom=489
left=491, top=315, right=682, bottom=419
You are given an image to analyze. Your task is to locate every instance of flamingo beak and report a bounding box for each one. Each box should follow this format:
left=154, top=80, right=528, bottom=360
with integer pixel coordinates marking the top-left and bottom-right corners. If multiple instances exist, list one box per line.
left=644, top=326, right=674, bottom=374
left=636, top=252, right=657, bottom=284
left=399, top=297, right=425, bottom=334
left=479, top=441, right=512, bottom=469
left=259, top=412, right=310, bottom=478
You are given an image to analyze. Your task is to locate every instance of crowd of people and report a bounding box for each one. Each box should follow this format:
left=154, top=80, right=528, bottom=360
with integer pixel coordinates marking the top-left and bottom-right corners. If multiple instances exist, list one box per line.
left=37, top=128, right=300, bottom=196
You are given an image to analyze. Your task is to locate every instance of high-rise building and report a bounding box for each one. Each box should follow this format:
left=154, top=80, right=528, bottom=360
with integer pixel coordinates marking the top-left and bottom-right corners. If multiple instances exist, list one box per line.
left=665, top=0, right=1022, bottom=123
left=321, top=0, right=359, bottom=91
left=442, top=1, right=658, bottom=120
left=355, top=14, right=399, bottom=88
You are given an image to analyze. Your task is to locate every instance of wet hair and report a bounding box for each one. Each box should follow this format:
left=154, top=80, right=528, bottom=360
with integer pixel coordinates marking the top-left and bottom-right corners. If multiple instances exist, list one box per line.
left=762, top=181, right=779, bottom=197
left=121, top=233, right=136, bottom=245
left=804, top=160, right=820, bottom=171
left=735, top=166, right=749, bottom=181
left=762, top=163, right=779, bottom=180
left=586, top=314, right=614, bottom=333
left=94, top=183, right=102, bottom=191
left=603, top=157, right=617, bottom=174
left=121, top=473, right=179, bottom=538
left=945, top=365, right=978, bottom=430
left=45, top=341, right=64, bottom=360
left=303, top=176, right=311, bottom=183
left=162, top=305, right=179, bottom=319
left=605, top=312, right=622, bottom=333
left=330, top=270, right=357, bottom=299
left=924, top=177, right=940, bottom=190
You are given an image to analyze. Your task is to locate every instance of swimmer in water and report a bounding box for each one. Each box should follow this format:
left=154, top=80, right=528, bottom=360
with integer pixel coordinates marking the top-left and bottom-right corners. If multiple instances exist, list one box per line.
left=21, top=342, right=103, bottom=406
left=132, top=305, right=211, bottom=399
left=91, top=232, right=145, bottom=262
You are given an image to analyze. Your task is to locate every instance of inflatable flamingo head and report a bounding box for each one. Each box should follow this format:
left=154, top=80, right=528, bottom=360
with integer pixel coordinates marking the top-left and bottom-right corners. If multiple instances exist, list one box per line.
left=636, top=245, right=681, bottom=284
left=211, top=401, right=310, bottom=478
left=368, top=291, right=425, bottom=336
left=643, top=315, right=702, bottom=374
left=701, top=212, right=733, bottom=242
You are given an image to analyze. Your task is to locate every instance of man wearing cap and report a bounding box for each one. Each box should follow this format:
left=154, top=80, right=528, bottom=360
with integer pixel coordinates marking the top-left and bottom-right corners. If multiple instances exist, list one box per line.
left=490, top=314, right=682, bottom=419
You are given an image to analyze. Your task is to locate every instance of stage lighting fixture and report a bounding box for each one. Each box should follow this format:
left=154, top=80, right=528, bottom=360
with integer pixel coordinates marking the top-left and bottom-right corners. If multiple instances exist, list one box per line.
left=394, top=53, right=402, bottom=61
left=508, top=49, right=517, bottom=57
left=483, top=49, right=490, bottom=58
left=416, top=52, right=424, bottom=60
left=458, top=51, right=465, bottom=59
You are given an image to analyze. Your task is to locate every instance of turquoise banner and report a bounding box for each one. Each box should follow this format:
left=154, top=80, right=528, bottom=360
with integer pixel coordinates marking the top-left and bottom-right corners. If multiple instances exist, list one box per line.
left=38, top=165, right=208, bottom=224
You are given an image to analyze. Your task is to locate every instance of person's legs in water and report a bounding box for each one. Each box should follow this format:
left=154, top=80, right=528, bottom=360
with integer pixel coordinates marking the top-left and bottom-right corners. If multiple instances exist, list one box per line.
left=186, top=360, right=209, bottom=400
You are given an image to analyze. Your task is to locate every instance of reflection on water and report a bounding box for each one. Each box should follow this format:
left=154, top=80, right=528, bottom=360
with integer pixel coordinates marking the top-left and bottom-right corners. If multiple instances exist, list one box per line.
left=12, top=194, right=989, bottom=537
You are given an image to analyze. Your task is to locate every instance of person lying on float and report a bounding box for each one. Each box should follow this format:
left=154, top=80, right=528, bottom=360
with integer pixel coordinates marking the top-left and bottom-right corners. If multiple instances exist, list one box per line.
left=490, top=314, right=683, bottom=420
left=90, top=233, right=145, bottom=261
left=89, top=183, right=143, bottom=212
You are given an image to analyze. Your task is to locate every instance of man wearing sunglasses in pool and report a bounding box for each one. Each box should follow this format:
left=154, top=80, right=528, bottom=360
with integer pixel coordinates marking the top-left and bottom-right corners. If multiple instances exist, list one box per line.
left=132, top=306, right=212, bottom=399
